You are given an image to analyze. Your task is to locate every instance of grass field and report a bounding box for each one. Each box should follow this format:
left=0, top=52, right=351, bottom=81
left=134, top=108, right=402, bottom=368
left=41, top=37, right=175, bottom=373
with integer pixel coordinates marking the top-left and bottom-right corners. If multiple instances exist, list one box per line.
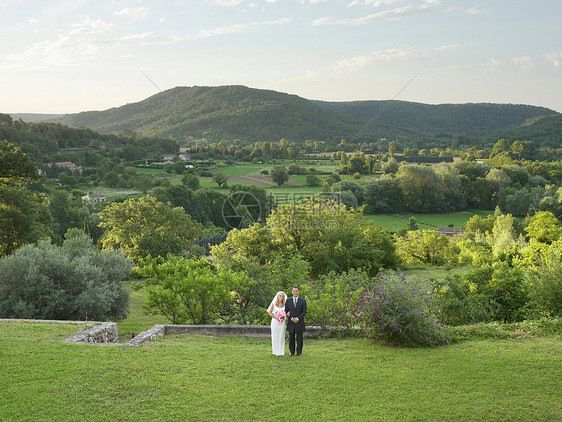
left=1, top=320, right=560, bottom=421
left=364, top=210, right=494, bottom=232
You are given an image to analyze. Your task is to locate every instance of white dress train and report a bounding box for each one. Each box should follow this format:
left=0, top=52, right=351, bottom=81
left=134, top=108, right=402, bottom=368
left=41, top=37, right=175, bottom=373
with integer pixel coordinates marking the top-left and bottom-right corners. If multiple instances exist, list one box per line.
left=270, top=305, right=286, bottom=356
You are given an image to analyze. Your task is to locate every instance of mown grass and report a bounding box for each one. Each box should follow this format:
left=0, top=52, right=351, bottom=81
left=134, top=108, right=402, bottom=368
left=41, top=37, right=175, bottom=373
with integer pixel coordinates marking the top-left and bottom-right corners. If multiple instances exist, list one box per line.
left=364, top=210, right=494, bottom=232
left=1, top=321, right=560, bottom=421
left=116, top=282, right=168, bottom=340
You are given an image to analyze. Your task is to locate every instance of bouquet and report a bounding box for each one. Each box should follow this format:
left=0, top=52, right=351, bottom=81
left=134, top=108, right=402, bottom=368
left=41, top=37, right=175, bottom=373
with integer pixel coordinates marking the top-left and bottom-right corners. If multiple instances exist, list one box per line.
left=275, top=310, right=287, bottom=324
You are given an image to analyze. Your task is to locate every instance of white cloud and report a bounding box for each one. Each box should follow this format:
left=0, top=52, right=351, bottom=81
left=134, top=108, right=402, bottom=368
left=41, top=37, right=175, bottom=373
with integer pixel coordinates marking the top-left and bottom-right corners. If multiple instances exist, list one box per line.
left=542, top=52, right=562, bottom=68
left=3, top=16, right=293, bottom=71
left=113, top=7, right=150, bottom=20
left=511, top=56, right=535, bottom=71
left=434, top=44, right=459, bottom=52
left=331, top=48, right=432, bottom=75
left=211, top=0, right=243, bottom=6
left=313, top=1, right=441, bottom=25
left=69, top=16, right=115, bottom=35
left=187, top=17, right=292, bottom=40
left=348, top=0, right=401, bottom=7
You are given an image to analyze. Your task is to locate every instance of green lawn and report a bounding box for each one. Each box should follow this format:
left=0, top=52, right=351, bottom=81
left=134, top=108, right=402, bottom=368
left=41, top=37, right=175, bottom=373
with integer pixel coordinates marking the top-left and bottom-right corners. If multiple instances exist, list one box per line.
left=1, top=321, right=560, bottom=421
left=117, top=282, right=168, bottom=340
left=364, top=210, right=494, bottom=232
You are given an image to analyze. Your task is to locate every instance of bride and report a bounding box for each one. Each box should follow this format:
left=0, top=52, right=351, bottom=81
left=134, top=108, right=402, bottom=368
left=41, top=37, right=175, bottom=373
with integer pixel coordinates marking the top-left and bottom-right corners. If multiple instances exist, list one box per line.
left=268, top=291, right=288, bottom=356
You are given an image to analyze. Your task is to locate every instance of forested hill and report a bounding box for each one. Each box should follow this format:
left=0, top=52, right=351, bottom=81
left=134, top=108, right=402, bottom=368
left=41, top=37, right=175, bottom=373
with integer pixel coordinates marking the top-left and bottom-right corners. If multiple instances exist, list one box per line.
left=312, top=100, right=558, bottom=135
left=53, top=85, right=410, bottom=143
left=487, top=113, right=562, bottom=145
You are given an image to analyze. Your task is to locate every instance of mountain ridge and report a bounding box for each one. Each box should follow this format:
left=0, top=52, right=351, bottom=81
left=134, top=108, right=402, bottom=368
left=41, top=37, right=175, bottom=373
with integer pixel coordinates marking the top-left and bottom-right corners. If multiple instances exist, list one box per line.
left=44, top=85, right=560, bottom=143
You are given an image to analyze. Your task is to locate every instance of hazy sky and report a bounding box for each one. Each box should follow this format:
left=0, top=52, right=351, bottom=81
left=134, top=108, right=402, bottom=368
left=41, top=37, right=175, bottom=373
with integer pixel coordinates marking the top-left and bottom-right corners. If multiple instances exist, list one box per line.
left=1, top=0, right=561, bottom=113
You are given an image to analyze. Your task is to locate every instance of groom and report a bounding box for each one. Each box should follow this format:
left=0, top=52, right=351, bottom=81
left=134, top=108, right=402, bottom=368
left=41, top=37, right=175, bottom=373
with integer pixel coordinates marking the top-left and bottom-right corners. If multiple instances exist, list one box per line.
left=285, top=285, right=307, bottom=357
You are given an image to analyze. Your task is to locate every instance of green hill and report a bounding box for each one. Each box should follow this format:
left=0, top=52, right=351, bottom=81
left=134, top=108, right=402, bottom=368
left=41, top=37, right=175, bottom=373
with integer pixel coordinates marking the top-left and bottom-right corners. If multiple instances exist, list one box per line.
left=491, top=113, right=562, bottom=145
left=312, top=99, right=557, bottom=135
left=52, top=85, right=559, bottom=144
left=54, top=85, right=410, bottom=143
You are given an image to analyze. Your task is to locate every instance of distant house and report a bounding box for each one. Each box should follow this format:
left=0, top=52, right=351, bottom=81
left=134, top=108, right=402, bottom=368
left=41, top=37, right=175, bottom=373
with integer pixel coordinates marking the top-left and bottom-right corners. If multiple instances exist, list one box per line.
left=82, top=193, right=106, bottom=207
left=179, top=154, right=192, bottom=161
left=53, top=161, right=83, bottom=174
left=437, top=227, right=467, bottom=237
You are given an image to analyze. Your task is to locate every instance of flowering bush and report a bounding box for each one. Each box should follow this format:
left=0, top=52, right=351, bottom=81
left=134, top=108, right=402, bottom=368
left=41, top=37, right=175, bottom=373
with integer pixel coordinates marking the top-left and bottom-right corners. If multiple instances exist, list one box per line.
left=354, top=272, right=449, bottom=347
left=275, top=310, right=287, bottom=323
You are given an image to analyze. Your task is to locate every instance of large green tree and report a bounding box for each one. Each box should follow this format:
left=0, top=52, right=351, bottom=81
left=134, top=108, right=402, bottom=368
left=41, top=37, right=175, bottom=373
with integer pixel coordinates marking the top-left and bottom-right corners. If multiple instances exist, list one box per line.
left=99, top=195, right=204, bottom=262
left=270, top=166, right=289, bottom=186
left=0, top=141, right=51, bottom=255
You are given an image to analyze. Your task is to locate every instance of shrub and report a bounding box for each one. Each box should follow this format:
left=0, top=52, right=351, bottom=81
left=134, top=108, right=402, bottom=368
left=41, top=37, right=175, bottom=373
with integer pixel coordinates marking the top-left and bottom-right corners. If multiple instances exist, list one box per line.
left=306, top=269, right=372, bottom=330
left=436, top=263, right=529, bottom=324
left=354, top=272, right=449, bottom=347
left=525, top=240, right=562, bottom=317
left=0, top=232, right=131, bottom=321
left=134, top=255, right=249, bottom=325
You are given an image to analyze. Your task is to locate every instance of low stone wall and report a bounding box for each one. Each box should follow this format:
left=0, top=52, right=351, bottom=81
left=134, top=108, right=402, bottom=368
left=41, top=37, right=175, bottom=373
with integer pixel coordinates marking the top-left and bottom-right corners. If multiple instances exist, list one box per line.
left=128, top=324, right=331, bottom=346
left=64, top=322, right=119, bottom=344
left=0, top=318, right=119, bottom=345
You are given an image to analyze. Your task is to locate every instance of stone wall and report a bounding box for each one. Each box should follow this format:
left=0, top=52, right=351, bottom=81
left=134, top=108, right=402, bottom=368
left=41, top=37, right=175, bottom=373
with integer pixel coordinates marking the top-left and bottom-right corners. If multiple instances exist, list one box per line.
left=1, top=319, right=119, bottom=345
left=64, top=322, right=118, bottom=344
left=127, top=324, right=331, bottom=346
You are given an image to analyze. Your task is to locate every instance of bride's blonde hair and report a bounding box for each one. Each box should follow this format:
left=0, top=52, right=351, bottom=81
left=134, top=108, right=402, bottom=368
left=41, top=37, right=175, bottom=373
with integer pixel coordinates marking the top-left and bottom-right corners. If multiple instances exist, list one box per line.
left=272, top=291, right=287, bottom=307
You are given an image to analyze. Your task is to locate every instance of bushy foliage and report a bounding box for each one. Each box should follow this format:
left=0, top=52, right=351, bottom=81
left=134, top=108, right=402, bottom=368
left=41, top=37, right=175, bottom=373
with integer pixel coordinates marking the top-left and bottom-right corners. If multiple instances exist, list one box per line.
left=354, top=272, right=449, bottom=347
left=395, top=230, right=457, bottom=265
left=522, top=239, right=562, bottom=317
left=267, top=198, right=397, bottom=277
left=0, top=232, right=131, bottom=321
left=134, top=256, right=248, bottom=324
left=436, top=263, right=529, bottom=325
left=211, top=225, right=311, bottom=323
left=99, top=195, right=204, bottom=262
left=306, top=269, right=371, bottom=330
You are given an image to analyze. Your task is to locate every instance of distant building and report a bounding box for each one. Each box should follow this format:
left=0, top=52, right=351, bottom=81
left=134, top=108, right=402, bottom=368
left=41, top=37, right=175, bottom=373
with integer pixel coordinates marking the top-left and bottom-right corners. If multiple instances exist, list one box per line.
left=437, top=227, right=467, bottom=237
left=53, top=161, right=83, bottom=174
left=82, top=193, right=106, bottom=207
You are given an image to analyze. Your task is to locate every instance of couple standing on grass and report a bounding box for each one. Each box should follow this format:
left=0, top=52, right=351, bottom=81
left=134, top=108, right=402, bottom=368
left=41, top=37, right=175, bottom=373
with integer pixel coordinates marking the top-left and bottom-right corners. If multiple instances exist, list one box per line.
left=267, top=286, right=307, bottom=357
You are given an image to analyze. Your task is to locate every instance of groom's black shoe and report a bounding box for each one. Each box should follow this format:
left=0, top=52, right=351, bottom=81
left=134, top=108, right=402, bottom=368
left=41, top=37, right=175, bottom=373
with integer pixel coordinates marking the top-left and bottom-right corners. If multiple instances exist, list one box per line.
left=297, top=354, right=301, bottom=357
left=290, top=353, right=294, bottom=356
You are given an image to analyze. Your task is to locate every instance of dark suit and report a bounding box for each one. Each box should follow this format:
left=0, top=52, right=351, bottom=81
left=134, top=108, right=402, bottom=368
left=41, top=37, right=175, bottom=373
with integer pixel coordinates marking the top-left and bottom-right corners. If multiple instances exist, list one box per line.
left=285, top=296, right=307, bottom=356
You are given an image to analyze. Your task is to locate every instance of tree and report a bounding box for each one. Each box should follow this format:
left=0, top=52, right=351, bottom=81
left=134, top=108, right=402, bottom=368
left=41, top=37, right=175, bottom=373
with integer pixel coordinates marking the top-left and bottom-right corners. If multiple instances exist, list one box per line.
left=102, top=171, right=120, bottom=188
left=396, top=165, right=441, bottom=213
left=347, top=153, right=367, bottom=174
left=395, top=230, right=455, bottom=265
left=331, top=181, right=365, bottom=205
left=267, top=198, right=395, bottom=276
left=212, top=172, right=228, bottom=188
left=0, top=232, right=131, bottom=321
left=388, top=141, right=397, bottom=156
left=99, top=195, right=204, bottom=262
left=0, top=140, right=38, bottom=183
left=182, top=173, right=200, bottom=190
left=364, top=176, right=404, bottom=214
left=525, top=211, right=562, bottom=244
left=0, top=185, right=52, bottom=256
left=306, top=174, right=321, bottom=186
left=134, top=256, right=247, bottom=324
left=383, top=157, right=399, bottom=174
left=132, top=174, right=153, bottom=193
left=270, top=166, right=289, bottom=186
left=0, top=142, right=51, bottom=255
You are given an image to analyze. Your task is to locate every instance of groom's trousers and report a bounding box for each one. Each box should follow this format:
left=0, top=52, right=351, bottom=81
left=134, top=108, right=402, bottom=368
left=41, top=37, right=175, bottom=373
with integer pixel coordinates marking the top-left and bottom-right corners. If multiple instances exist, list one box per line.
left=289, top=331, right=303, bottom=355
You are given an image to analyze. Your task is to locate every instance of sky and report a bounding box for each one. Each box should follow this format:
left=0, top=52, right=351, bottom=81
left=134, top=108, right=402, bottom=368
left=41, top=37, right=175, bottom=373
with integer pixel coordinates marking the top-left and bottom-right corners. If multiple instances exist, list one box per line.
left=1, top=0, right=561, bottom=114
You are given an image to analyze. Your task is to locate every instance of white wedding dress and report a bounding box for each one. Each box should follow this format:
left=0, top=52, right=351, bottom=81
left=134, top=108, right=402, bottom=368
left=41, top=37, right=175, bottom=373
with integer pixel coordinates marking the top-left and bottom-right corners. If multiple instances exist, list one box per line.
left=270, top=305, right=286, bottom=356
